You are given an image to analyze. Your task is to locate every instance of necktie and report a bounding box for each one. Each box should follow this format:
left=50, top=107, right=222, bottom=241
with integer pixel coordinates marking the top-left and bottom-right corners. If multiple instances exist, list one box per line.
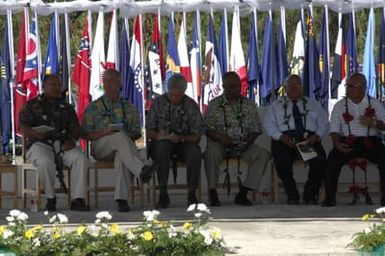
left=292, top=100, right=304, bottom=140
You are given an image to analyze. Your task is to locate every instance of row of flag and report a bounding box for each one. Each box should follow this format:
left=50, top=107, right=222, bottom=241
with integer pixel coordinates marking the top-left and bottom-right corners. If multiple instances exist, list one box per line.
left=2, top=7, right=385, bottom=154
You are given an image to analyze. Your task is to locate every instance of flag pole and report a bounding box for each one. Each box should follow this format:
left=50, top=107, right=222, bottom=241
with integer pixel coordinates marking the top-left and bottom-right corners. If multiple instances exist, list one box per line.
left=252, top=8, right=260, bottom=106
left=139, top=14, right=146, bottom=144
left=65, top=12, right=72, bottom=105
left=7, top=9, right=16, bottom=161
left=34, top=10, right=42, bottom=93
left=325, top=5, right=331, bottom=113
left=224, top=8, right=229, bottom=73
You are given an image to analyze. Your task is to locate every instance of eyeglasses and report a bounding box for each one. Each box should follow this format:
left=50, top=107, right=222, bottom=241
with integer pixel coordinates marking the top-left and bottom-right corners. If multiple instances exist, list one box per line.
left=345, top=83, right=363, bottom=89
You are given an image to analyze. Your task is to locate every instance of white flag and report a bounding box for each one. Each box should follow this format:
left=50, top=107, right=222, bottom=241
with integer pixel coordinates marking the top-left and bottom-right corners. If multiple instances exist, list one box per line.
left=90, top=11, right=105, bottom=100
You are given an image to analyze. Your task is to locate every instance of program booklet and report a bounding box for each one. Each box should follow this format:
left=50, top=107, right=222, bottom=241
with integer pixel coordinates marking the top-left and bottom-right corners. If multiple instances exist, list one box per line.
left=32, top=125, right=55, bottom=133
left=296, top=141, right=318, bottom=161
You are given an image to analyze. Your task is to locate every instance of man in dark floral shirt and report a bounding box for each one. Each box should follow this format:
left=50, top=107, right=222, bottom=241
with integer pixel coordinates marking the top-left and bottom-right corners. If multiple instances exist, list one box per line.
left=19, top=74, right=89, bottom=211
left=146, top=74, right=203, bottom=208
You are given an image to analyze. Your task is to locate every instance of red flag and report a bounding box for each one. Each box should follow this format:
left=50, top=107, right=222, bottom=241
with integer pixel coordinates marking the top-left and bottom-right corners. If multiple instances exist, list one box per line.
left=14, top=10, right=27, bottom=135
left=72, top=18, right=91, bottom=124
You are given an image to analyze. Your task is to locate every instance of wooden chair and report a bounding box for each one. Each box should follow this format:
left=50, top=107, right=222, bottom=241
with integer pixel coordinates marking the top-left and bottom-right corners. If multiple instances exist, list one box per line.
left=21, top=138, right=71, bottom=209
left=0, top=164, right=18, bottom=209
left=87, top=148, right=154, bottom=208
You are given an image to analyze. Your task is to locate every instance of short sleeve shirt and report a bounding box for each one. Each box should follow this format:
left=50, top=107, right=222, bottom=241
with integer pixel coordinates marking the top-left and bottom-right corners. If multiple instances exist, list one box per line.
left=204, top=95, right=262, bottom=140
left=82, top=95, right=141, bottom=135
left=146, top=94, right=202, bottom=135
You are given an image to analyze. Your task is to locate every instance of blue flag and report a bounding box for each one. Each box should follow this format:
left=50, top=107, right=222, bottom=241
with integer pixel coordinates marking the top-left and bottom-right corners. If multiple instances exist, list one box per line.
left=330, top=14, right=344, bottom=99
left=363, top=8, right=376, bottom=98
left=319, top=8, right=329, bottom=109
left=303, top=13, right=321, bottom=99
left=43, top=14, right=59, bottom=81
left=0, top=20, right=11, bottom=154
left=346, top=13, right=358, bottom=78
left=261, top=12, right=275, bottom=99
left=165, top=15, right=180, bottom=83
left=120, top=21, right=131, bottom=100
left=247, top=13, right=260, bottom=101
left=276, top=16, right=288, bottom=90
left=218, top=14, right=228, bottom=77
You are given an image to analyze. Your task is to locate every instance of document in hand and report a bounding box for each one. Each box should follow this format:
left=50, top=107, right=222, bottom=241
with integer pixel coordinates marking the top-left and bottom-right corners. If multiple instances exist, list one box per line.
left=296, top=141, right=318, bottom=161
left=32, top=125, right=55, bottom=133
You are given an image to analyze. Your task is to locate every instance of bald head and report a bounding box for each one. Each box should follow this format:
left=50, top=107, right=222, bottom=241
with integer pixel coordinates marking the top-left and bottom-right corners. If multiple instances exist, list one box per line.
left=285, top=74, right=303, bottom=101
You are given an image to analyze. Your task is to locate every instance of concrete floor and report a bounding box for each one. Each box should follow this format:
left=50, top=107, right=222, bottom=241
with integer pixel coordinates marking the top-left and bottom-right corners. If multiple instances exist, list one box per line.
left=0, top=191, right=378, bottom=255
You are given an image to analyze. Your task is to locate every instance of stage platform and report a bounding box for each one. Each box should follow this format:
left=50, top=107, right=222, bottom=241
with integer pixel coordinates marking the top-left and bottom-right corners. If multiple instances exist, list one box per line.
left=0, top=191, right=377, bottom=255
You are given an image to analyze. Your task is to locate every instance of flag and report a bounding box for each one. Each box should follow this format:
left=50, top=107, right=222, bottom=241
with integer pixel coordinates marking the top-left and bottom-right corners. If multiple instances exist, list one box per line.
left=378, top=8, right=385, bottom=100
left=177, top=19, right=194, bottom=101
left=42, top=14, right=59, bottom=81
left=190, top=12, right=201, bottom=104
left=72, top=17, right=91, bottom=124
left=89, top=11, right=105, bottom=100
left=14, top=10, right=27, bottom=135
left=120, top=20, right=131, bottom=101
left=276, top=15, right=288, bottom=90
left=247, top=12, right=260, bottom=101
left=319, top=7, right=330, bottom=109
left=165, top=15, right=180, bottom=82
left=218, top=12, right=228, bottom=77
left=59, top=14, right=71, bottom=101
left=24, top=16, right=39, bottom=100
left=129, top=16, right=144, bottom=125
left=303, top=13, right=321, bottom=99
left=148, top=15, right=164, bottom=96
left=229, top=8, right=247, bottom=96
left=290, top=13, right=305, bottom=77
left=203, top=15, right=223, bottom=108
left=363, top=8, right=376, bottom=98
left=261, top=11, right=275, bottom=99
left=345, top=12, right=358, bottom=78
left=106, top=9, right=118, bottom=70
left=330, top=13, right=344, bottom=99
left=0, top=19, right=11, bottom=153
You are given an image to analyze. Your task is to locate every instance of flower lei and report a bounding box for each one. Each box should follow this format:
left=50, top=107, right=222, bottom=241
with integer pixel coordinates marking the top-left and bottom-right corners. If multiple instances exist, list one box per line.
left=282, top=96, right=309, bottom=138
left=343, top=95, right=375, bottom=148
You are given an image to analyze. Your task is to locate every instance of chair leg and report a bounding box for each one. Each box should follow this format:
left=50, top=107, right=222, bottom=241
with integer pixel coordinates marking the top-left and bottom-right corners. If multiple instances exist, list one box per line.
left=272, top=167, right=279, bottom=203
left=35, top=171, right=41, bottom=210
left=13, top=168, right=18, bottom=209
left=22, top=168, right=27, bottom=209
left=87, top=167, right=90, bottom=206
left=94, top=168, right=99, bottom=208
left=67, top=170, right=71, bottom=206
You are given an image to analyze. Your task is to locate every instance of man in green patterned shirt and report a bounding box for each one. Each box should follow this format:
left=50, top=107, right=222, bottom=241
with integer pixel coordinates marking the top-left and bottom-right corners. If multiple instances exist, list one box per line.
left=82, top=69, right=157, bottom=212
left=204, top=72, right=270, bottom=206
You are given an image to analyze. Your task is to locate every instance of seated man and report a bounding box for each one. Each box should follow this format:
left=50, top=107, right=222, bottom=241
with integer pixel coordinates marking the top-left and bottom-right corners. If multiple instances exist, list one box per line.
left=146, top=73, right=203, bottom=208
left=82, top=69, right=157, bottom=212
left=322, top=73, right=385, bottom=207
left=204, top=71, right=270, bottom=206
left=19, top=74, right=89, bottom=211
left=263, top=74, right=328, bottom=204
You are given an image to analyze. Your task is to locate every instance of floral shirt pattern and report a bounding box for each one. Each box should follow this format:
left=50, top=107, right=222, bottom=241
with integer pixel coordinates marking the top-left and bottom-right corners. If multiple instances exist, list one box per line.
left=204, top=95, right=262, bottom=140
left=146, top=94, right=202, bottom=135
left=82, top=95, right=140, bottom=135
left=19, top=94, right=80, bottom=148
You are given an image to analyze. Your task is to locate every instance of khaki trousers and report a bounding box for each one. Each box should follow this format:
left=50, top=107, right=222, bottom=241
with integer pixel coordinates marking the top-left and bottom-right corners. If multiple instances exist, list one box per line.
left=27, top=141, right=88, bottom=199
left=92, top=132, right=145, bottom=200
left=204, top=141, right=270, bottom=191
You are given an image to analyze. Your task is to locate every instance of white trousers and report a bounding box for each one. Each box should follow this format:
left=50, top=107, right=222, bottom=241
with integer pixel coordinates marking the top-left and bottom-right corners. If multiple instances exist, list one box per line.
left=92, top=132, right=145, bottom=200
left=27, top=141, right=88, bottom=199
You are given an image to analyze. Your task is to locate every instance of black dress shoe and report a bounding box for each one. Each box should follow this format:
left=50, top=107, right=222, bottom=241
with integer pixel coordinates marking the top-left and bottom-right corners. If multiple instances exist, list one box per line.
left=187, top=192, right=198, bottom=206
left=287, top=198, right=300, bottom=205
left=303, top=195, right=319, bottom=205
left=45, top=197, right=57, bottom=212
left=234, top=193, right=252, bottom=206
left=116, top=199, right=130, bottom=212
left=209, top=189, right=221, bottom=207
left=156, top=194, right=170, bottom=209
left=321, top=198, right=336, bottom=207
left=70, top=198, right=90, bottom=211
left=140, top=164, right=158, bottom=183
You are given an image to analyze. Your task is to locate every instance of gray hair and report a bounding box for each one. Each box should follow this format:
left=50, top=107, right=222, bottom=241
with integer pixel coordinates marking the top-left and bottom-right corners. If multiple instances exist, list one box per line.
left=167, top=73, right=187, bottom=92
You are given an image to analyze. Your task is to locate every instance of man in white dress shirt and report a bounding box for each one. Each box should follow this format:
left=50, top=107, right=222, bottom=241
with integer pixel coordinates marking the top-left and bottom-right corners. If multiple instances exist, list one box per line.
left=264, top=74, right=329, bottom=205
left=322, top=73, right=385, bottom=207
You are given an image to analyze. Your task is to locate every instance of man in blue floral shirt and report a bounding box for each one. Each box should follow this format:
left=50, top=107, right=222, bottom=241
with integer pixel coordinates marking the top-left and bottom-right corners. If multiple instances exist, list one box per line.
left=264, top=74, right=328, bottom=205
left=146, top=74, right=203, bottom=208
left=204, top=72, right=270, bottom=206
left=82, top=69, right=157, bottom=212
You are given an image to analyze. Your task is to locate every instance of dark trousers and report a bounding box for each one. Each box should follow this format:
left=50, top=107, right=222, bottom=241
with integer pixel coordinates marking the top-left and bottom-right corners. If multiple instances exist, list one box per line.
left=325, top=137, right=385, bottom=201
left=149, top=140, right=201, bottom=193
left=272, top=140, right=326, bottom=200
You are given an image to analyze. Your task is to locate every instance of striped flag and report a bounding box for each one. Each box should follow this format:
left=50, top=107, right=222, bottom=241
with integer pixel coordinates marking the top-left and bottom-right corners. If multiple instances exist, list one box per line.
left=106, top=9, right=118, bottom=70
left=247, top=11, right=260, bottom=102
left=178, top=19, right=194, bottom=101
left=24, top=16, right=39, bottom=100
